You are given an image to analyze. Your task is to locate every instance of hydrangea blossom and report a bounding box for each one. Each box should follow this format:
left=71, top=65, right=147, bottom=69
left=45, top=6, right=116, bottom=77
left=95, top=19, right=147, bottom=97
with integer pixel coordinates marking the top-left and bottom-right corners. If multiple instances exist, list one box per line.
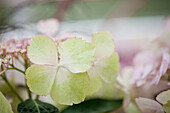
left=26, top=31, right=120, bottom=105
left=26, top=35, right=95, bottom=105
left=87, top=31, right=120, bottom=95
left=131, top=49, right=170, bottom=86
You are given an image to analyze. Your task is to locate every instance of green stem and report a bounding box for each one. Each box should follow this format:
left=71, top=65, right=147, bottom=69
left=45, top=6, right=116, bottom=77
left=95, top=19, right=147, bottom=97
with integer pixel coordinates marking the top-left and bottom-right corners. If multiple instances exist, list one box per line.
left=7, top=66, right=25, bottom=74
left=0, top=74, right=23, bottom=102
left=24, top=60, right=32, bottom=99
left=36, top=95, right=39, bottom=99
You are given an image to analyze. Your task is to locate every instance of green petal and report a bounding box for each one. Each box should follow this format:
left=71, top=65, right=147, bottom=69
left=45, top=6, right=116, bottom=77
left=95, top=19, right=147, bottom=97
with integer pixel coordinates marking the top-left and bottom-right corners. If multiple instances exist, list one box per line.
left=92, top=31, right=115, bottom=60
left=156, top=89, right=170, bottom=105
left=28, top=35, right=58, bottom=65
left=163, top=101, right=170, bottom=113
left=51, top=67, right=89, bottom=105
left=87, top=67, right=102, bottom=96
left=0, top=92, right=13, bottom=113
left=26, top=65, right=57, bottom=95
left=58, top=38, right=95, bottom=73
left=95, top=53, right=120, bottom=83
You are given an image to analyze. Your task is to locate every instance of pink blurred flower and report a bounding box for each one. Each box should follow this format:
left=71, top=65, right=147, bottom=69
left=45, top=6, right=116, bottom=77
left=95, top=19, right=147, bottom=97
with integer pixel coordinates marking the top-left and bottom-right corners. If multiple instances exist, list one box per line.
left=37, top=18, right=59, bottom=36
left=130, top=49, right=170, bottom=86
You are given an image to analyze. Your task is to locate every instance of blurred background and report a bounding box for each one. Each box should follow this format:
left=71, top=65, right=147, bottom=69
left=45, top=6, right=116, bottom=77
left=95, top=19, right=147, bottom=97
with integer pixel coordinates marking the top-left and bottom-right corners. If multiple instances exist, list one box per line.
left=0, top=0, right=170, bottom=40
left=1, top=0, right=170, bottom=69
left=0, top=1, right=170, bottom=112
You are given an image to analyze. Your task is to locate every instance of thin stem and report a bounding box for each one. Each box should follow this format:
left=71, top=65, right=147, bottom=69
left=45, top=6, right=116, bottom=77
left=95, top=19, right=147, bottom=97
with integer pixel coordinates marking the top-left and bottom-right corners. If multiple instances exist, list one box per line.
left=7, top=66, right=25, bottom=74
left=24, top=60, right=32, bottom=99
left=36, top=95, right=39, bottom=99
left=0, top=74, right=23, bottom=102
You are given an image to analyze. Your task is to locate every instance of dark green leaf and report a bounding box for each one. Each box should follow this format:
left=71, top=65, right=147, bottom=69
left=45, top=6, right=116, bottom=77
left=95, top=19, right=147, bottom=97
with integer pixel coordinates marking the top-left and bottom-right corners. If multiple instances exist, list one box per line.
left=61, top=98, right=122, bottom=113
left=17, top=99, right=59, bottom=113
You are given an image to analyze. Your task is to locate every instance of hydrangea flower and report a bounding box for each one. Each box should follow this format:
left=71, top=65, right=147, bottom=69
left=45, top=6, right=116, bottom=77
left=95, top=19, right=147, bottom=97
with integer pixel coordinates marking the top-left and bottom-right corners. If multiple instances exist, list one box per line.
left=136, top=89, right=170, bottom=113
left=26, top=35, right=95, bottom=105
left=131, top=49, right=170, bottom=86
left=87, top=31, right=120, bottom=95
left=116, top=66, right=170, bottom=113
left=0, top=38, right=30, bottom=74
left=0, top=38, right=30, bottom=59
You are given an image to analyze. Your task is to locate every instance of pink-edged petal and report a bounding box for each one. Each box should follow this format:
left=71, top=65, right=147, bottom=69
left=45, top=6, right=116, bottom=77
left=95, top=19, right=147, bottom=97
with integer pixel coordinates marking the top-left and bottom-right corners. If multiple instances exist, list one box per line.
left=156, top=89, right=170, bottom=105
left=151, top=53, right=170, bottom=85
left=133, top=65, right=153, bottom=87
left=92, top=31, right=115, bottom=60
left=28, top=35, right=58, bottom=65
left=133, top=51, right=155, bottom=67
left=135, top=97, right=164, bottom=113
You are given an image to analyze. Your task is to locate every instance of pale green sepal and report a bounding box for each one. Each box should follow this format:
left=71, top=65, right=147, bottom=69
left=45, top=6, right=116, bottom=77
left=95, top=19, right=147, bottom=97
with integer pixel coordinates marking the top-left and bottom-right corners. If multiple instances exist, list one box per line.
left=28, top=35, right=58, bottom=65
left=26, top=65, right=57, bottom=95
left=87, top=67, right=102, bottom=96
left=95, top=53, right=120, bottom=83
left=58, top=38, right=95, bottom=73
left=51, top=67, right=89, bottom=105
left=92, top=31, right=115, bottom=60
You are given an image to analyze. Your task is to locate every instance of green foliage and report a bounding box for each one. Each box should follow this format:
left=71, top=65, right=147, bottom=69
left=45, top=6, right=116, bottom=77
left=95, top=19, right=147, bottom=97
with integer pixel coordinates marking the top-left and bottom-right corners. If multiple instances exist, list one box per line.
left=0, top=92, right=13, bottom=113
left=61, top=98, right=122, bottom=113
left=17, top=99, right=59, bottom=113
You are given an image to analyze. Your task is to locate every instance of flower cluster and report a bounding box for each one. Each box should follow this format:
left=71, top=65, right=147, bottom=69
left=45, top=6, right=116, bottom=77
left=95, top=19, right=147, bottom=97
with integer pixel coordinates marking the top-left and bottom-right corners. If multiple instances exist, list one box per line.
left=0, top=38, right=30, bottom=74
left=25, top=31, right=119, bottom=105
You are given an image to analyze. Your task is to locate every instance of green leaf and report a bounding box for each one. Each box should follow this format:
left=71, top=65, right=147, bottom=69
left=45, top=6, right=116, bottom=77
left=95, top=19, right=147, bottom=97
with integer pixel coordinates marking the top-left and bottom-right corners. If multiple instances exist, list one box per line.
left=51, top=67, right=89, bottom=105
left=0, top=92, right=14, bottom=113
left=26, top=65, right=57, bottom=95
left=163, top=101, right=170, bottom=113
left=28, top=35, right=58, bottom=65
left=58, top=38, right=95, bottom=73
left=92, top=31, right=115, bottom=60
left=17, top=99, right=59, bottom=113
left=95, top=53, right=120, bottom=83
left=61, top=98, right=122, bottom=113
